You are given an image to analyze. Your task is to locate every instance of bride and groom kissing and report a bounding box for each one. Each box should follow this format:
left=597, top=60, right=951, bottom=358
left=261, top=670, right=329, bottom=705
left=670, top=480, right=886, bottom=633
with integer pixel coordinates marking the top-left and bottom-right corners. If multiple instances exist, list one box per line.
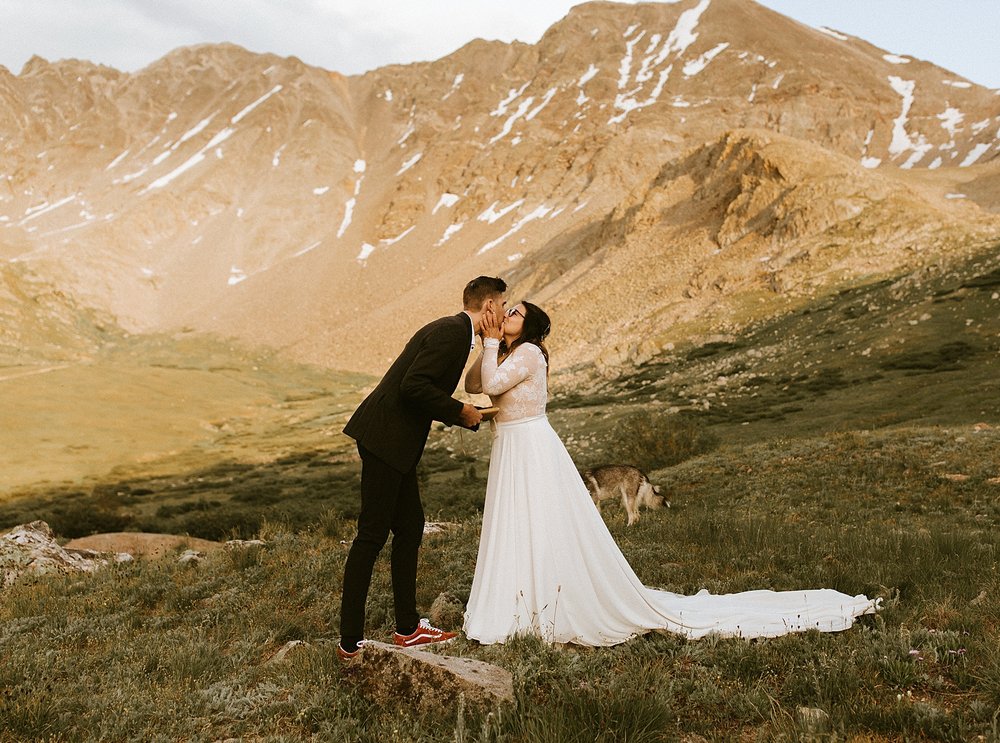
left=337, top=276, right=878, bottom=659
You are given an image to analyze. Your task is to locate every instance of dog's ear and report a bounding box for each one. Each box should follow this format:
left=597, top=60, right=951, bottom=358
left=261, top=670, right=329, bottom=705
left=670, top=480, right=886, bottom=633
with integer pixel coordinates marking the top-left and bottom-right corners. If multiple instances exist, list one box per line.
left=653, top=485, right=661, bottom=494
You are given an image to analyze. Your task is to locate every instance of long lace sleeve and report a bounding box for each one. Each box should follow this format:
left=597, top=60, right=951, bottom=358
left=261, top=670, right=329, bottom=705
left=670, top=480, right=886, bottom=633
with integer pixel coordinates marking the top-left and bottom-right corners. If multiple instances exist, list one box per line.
left=479, top=340, right=548, bottom=421
left=481, top=340, right=540, bottom=395
left=465, top=349, right=484, bottom=394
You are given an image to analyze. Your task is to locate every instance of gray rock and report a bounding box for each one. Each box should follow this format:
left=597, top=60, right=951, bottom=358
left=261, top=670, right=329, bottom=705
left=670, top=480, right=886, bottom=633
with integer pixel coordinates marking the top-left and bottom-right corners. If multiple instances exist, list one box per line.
left=177, top=549, right=204, bottom=565
left=796, top=706, right=830, bottom=733
left=269, top=640, right=308, bottom=663
left=423, top=521, right=460, bottom=535
left=1, top=521, right=132, bottom=590
left=224, top=539, right=266, bottom=549
left=429, top=591, right=466, bottom=629
left=345, top=640, right=513, bottom=712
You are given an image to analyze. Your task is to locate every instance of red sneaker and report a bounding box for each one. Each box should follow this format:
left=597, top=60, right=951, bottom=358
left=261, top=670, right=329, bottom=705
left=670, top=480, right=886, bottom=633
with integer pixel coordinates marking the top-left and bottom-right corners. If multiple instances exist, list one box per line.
left=393, top=619, right=457, bottom=648
left=337, top=640, right=365, bottom=662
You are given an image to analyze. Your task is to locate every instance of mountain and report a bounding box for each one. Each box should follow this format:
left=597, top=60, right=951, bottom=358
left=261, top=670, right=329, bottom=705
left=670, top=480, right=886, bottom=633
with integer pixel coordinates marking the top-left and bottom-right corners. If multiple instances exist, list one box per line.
left=1, top=0, right=999, bottom=377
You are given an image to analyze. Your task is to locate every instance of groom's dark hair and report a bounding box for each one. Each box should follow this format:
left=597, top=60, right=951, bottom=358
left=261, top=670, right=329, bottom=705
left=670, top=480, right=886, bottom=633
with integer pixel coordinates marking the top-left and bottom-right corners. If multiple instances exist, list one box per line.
left=463, top=276, right=507, bottom=310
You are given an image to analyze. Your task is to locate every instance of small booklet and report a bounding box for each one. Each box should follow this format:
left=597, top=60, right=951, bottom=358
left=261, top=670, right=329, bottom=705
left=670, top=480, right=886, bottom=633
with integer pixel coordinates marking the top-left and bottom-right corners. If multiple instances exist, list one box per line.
left=476, top=406, right=501, bottom=422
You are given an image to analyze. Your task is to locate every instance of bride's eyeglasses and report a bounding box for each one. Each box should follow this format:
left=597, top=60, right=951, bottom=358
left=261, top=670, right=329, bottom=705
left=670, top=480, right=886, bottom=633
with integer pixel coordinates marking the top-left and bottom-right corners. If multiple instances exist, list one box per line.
left=504, top=307, right=524, bottom=319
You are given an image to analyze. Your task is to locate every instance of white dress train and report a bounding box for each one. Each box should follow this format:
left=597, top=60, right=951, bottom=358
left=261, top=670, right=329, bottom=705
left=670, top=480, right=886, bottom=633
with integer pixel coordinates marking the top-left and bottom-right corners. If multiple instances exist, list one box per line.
left=462, top=339, right=879, bottom=646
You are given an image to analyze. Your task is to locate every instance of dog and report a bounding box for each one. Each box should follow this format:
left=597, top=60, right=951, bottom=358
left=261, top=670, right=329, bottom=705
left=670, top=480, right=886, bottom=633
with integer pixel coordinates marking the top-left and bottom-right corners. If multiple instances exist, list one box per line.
left=583, top=465, right=668, bottom=526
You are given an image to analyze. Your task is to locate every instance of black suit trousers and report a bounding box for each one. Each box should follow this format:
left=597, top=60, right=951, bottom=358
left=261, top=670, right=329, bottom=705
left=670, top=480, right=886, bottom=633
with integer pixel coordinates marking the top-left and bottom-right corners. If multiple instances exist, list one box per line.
left=340, top=444, right=424, bottom=641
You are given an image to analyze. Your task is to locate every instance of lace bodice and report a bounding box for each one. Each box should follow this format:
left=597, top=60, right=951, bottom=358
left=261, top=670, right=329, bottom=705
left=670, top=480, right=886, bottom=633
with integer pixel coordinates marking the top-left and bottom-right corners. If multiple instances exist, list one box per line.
left=465, top=339, right=548, bottom=422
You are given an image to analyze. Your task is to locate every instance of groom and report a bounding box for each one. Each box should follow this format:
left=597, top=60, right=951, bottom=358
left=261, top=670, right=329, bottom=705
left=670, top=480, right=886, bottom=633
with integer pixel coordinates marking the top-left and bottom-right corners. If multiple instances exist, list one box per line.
left=338, top=276, right=508, bottom=658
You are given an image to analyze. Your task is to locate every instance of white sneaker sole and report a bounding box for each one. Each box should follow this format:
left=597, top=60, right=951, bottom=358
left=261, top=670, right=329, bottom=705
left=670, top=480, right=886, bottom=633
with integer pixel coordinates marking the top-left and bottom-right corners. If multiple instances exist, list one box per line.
left=395, top=634, right=457, bottom=648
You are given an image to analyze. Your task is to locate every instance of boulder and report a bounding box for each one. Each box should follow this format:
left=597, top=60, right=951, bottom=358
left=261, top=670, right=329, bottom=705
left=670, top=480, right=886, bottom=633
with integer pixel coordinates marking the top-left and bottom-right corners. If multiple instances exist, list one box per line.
left=429, top=591, right=466, bottom=629
left=1, top=521, right=132, bottom=590
left=177, top=549, right=204, bottom=565
left=268, top=640, right=308, bottom=664
left=796, top=706, right=831, bottom=734
left=345, top=641, right=513, bottom=712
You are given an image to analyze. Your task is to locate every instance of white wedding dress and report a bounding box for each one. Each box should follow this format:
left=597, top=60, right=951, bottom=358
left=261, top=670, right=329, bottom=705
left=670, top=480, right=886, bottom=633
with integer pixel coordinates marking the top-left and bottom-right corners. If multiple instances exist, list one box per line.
left=462, top=338, right=879, bottom=646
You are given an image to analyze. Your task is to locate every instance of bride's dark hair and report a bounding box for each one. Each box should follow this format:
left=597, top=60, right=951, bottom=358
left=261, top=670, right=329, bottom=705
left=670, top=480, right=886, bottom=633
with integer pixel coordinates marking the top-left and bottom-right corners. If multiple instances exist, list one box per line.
left=500, top=300, right=551, bottom=371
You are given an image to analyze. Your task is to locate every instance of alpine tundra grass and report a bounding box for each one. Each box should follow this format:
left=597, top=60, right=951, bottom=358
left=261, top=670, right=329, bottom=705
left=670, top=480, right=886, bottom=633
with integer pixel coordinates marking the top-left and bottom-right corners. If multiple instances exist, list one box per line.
left=2, top=244, right=1000, bottom=740
left=2, top=423, right=1000, bottom=741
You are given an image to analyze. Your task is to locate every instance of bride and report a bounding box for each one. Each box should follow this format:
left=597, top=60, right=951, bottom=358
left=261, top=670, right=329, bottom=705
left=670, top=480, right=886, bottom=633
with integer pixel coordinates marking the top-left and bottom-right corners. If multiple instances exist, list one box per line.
left=462, top=300, right=879, bottom=646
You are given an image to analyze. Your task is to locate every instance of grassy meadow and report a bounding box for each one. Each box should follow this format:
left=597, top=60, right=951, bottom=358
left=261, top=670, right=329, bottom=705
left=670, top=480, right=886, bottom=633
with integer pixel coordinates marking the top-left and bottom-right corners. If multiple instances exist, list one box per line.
left=0, top=331, right=368, bottom=493
left=2, top=242, right=1000, bottom=740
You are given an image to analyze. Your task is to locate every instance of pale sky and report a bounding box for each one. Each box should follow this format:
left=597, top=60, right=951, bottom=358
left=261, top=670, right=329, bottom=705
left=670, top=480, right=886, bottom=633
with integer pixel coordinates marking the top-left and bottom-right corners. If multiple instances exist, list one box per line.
left=1, top=1, right=997, bottom=89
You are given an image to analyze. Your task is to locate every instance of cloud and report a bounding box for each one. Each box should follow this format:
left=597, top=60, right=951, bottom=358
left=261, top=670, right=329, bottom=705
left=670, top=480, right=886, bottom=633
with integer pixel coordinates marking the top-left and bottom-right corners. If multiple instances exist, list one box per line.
left=1, top=0, right=158, bottom=71
left=2, top=0, right=995, bottom=88
left=0, top=0, right=618, bottom=75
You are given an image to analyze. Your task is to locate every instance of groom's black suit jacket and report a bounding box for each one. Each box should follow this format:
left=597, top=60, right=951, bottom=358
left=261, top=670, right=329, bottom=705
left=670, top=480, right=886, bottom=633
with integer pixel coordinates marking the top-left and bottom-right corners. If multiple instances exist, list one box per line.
left=343, top=313, right=473, bottom=474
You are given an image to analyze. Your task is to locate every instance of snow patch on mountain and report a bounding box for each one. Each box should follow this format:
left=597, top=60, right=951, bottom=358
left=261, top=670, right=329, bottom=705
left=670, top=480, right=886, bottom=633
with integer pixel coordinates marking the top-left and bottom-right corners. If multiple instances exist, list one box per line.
left=227, top=267, right=247, bottom=286
left=397, top=153, right=422, bottom=175
left=433, top=193, right=460, bottom=214
left=477, top=205, right=552, bottom=254
left=960, top=143, right=991, bottom=167
left=527, top=88, right=559, bottom=120
left=683, top=42, right=729, bottom=77
left=442, top=73, right=464, bottom=101
left=816, top=27, right=848, bottom=41
left=937, top=108, right=963, bottom=138
left=105, top=149, right=130, bottom=171
left=337, top=199, right=356, bottom=238
left=491, top=83, right=531, bottom=117
left=491, top=98, right=534, bottom=143
left=382, top=226, right=415, bottom=246
left=356, top=243, right=376, bottom=262
left=479, top=200, right=524, bottom=224
left=887, top=76, right=933, bottom=168
left=435, top=222, right=465, bottom=246
left=231, top=85, right=282, bottom=124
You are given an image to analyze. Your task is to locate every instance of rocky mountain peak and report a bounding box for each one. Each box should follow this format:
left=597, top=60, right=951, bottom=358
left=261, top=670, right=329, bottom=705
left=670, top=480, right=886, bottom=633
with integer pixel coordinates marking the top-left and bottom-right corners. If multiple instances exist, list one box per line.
left=1, top=0, right=998, bottom=375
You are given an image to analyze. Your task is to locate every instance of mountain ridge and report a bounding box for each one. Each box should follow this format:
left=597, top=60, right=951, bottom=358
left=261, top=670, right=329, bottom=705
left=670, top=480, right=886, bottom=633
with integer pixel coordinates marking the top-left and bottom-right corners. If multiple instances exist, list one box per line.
left=1, top=0, right=999, bottom=375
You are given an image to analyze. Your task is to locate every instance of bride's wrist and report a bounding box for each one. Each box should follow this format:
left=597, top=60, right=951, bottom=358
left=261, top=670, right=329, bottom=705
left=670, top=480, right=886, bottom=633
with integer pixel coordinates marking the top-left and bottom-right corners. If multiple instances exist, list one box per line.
left=483, top=338, right=501, bottom=348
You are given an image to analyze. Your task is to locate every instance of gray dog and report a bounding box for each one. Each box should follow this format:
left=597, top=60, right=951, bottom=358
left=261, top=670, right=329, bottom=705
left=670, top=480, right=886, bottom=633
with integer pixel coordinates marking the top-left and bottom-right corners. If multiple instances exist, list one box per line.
left=583, top=465, right=668, bottom=526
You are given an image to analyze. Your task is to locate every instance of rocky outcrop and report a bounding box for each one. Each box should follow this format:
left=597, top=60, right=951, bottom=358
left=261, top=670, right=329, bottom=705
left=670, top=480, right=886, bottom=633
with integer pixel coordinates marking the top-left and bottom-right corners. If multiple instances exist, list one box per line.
left=64, top=532, right=223, bottom=559
left=524, top=126, right=999, bottom=374
left=344, top=641, right=514, bottom=712
left=1, top=521, right=132, bottom=590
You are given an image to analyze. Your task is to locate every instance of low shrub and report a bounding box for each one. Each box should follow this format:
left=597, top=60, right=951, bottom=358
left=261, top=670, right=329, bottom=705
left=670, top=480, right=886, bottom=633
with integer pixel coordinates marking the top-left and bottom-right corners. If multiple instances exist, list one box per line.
left=604, top=411, right=720, bottom=472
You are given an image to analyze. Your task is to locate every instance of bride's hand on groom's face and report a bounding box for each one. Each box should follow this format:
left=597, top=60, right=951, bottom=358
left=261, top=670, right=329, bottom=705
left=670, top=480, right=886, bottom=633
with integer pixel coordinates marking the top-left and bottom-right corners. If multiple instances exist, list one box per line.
left=482, top=309, right=503, bottom=340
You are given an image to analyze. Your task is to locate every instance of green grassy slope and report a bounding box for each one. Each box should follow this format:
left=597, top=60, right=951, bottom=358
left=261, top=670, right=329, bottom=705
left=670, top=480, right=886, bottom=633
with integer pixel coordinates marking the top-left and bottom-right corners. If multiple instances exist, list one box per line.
left=553, top=239, right=1000, bottom=446
left=0, top=331, right=367, bottom=498
left=2, top=424, right=999, bottom=741
left=2, top=242, right=999, bottom=740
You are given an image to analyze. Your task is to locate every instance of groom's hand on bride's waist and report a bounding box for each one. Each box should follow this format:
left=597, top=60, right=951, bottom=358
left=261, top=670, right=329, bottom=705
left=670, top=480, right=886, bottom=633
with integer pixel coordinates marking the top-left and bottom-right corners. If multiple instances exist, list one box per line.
left=457, top=403, right=483, bottom=429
